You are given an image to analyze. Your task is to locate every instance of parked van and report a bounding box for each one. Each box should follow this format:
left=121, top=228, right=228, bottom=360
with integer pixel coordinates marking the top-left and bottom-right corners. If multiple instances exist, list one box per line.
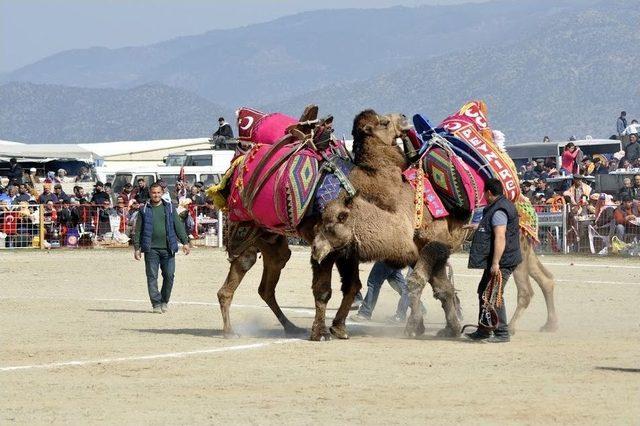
left=164, top=149, right=235, bottom=169
left=111, top=166, right=225, bottom=197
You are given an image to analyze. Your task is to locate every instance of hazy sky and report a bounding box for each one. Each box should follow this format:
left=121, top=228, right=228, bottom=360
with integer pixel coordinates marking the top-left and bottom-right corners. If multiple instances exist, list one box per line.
left=0, top=0, right=490, bottom=72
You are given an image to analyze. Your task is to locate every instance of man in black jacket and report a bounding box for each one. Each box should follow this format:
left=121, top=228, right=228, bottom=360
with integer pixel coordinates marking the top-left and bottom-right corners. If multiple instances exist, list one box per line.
left=211, top=117, right=235, bottom=148
left=466, top=179, right=522, bottom=343
left=7, top=158, right=23, bottom=185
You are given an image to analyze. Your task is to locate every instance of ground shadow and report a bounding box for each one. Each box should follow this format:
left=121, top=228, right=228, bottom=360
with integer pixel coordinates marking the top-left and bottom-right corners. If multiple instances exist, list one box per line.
left=595, top=366, right=640, bottom=373
left=88, top=309, right=151, bottom=314
left=129, top=328, right=225, bottom=337
left=129, top=328, right=303, bottom=339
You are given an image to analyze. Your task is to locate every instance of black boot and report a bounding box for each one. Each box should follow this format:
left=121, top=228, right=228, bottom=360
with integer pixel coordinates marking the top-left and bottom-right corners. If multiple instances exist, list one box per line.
left=465, top=326, right=491, bottom=341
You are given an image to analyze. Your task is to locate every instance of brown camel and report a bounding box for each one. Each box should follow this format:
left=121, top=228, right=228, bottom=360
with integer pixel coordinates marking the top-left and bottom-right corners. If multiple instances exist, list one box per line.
left=311, top=111, right=558, bottom=337
left=215, top=108, right=412, bottom=341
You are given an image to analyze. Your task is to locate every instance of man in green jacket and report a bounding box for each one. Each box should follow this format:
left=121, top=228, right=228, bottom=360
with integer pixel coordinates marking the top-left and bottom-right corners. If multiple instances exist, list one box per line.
left=134, top=183, right=191, bottom=313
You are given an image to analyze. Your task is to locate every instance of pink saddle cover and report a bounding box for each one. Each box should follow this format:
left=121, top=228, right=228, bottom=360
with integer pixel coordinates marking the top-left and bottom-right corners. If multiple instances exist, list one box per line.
left=227, top=142, right=322, bottom=233
left=236, top=107, right=297, bottom=145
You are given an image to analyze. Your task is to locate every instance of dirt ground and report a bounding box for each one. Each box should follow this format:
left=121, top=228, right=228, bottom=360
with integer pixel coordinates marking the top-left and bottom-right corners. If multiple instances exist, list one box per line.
left=1, top=247, right=639, bottom=425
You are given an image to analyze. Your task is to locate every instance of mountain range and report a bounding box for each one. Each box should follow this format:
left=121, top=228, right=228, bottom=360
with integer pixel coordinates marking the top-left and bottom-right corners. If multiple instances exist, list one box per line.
left=1, top=0, right=638, bottom=143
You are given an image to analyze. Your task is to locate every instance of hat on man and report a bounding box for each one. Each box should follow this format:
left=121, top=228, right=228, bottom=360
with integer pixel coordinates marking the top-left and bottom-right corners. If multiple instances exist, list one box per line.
left=94, top=181, right=104, bottom=187
left=29, top=167, right=36, bottom=173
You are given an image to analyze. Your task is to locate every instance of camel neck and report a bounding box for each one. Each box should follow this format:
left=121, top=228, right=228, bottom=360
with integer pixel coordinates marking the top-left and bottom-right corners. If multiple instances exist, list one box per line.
left=356, top=139, right=406, bottom=171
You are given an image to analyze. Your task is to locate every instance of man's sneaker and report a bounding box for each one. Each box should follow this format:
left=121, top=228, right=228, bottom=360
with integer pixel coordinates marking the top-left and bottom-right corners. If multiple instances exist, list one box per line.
left=161, top=303, right=169, bottom=313
left=386, top=314, right=406, bottom=324
left=349, top=312, right=371, bottom=322
left=465, top=329, right=490, bottom=341
left=487, top=334, right=510, bottom=343
left=152, top=306, right=163, bottom=314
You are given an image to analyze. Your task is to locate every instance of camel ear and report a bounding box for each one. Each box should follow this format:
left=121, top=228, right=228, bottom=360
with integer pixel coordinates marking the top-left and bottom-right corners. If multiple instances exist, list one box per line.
left=337, top=211, right=349, bottom=224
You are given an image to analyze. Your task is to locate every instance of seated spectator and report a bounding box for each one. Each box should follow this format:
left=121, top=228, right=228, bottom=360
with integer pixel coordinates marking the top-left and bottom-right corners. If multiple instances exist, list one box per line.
left=37, top=183, right=59, bottom=204
left=0, top=186, right=11, bottom=204
left=618, top=177, right=633, bottom=200
left=591, top=157, right=609, bottom=175
left=533, top=158, right=546, bottom=176
left=623, top=133, right=640, bottom=163
left=43, top=171, right=59, bottom=183
left=522, top=161, right=539, bottom=181
left=620, top=159, right=632, bottom=170
left=53, top=183, right=71, bottom=204
left=14, top=183, right=32, bottom=203
left=613, top=195, right=640, bottom=241
left=7, top=185, right=18, bottom=204
left=97, top=199, right=115, bottom=236
left=608, top=159, right=620, bottom=172
left=57, top=168, right=69, bottom=183
left=7, top=158, right=23, bottom=185
left=563, top=175, right=591, bottom=206
left=533, top=177, right=555, bottom=200
left=91, top=181, right=110, bottom=205
left=73, top=185, right=91, bottom=204
left=631, top=174, right=640, bottom=200
left=75, top=167, right=92, bottom=182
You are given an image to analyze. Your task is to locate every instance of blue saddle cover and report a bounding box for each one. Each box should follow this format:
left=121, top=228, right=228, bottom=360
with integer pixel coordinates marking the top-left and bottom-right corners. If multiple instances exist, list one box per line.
left=312, top=157, right=354, bottom=215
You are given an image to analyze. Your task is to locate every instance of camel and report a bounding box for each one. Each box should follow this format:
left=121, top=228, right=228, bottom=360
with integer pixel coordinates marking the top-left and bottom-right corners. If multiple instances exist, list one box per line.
left=214, top=107, right=413, bottom=341
left=311, top=111, right=558, bottom=337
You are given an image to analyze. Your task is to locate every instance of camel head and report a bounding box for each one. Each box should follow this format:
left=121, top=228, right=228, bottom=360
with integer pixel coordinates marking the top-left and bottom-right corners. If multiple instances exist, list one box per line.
left=351, top=109, right=411, bottom=165
left=311, top=193, right=358, bottom=264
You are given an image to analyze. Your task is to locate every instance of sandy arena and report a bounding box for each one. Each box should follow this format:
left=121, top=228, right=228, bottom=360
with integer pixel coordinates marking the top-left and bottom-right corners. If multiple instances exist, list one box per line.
left=1, top=248, right=639, bottom=424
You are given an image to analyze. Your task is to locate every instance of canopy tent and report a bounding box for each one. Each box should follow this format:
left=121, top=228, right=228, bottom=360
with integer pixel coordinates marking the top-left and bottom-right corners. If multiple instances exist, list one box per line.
left=0, top=143, right=102, bottom=163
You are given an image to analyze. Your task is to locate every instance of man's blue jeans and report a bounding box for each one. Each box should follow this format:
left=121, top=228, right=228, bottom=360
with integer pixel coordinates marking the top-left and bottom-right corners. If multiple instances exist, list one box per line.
left=144, top=248, right=176, bottom=307
left=358, top=261, right=411, bottom=319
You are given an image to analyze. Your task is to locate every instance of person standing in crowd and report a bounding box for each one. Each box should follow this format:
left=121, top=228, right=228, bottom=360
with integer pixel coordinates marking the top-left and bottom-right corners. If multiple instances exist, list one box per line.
left=631, top=174, right=640, bottom=201
left=7, top=158, right=23, bottom=185
left=563, top=175, right=592, bottom=206
left=591, top=157, right=608, bottom=175
left=132, top=178, right=150, bottom=204
left=522, top=161, right=539, bottom=181
left=613, top=195, right=640, bottom=241
left=188, top=184, right=206, bottom=205
left=617, top=111, right=628, bottom=138
left=534, top=177, right=554, bottom=200
left=623, top=119, right=640, bottom=136
left=97, top=199, right=115, bottom=236
left=134, top=183, right=191, bottom=313
left=561, top=142, right=581, bottom=175
left=119, top=182, right=134, bottom=204
left=466, top=179, right=522, bottom=343
left=623, top=133, right=640, bottom=164
left=91, top=181, right=111, bottom=205
left=37, top=183, right=58, bottom=204
left=126, top=199, right=140, bottom=239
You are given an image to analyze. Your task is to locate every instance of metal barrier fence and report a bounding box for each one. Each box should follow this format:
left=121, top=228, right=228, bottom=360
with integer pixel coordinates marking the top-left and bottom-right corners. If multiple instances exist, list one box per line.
left=0, top=203, right=224, bottom=249
left=2, top=201, right=640, bottom=256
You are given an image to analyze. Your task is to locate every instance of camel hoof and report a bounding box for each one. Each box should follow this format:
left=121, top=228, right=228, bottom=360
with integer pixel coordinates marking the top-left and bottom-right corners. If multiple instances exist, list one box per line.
left=284, top=325, right=307, bottom=337
left=436, top=327, right=460, bottom=338
left=404, top=319, right=425, bottom=338
left=309, top=330, right=332, bottom=342
left=223, top=331, right=241, bottom=339
left=329, top=325, right=349, bottom=340
left=540, top=322, right=559, bottom=333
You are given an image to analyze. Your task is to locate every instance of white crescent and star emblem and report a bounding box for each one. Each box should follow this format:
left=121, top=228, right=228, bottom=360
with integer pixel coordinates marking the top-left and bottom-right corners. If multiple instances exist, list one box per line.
left=239, top=116, right=254, bottom=130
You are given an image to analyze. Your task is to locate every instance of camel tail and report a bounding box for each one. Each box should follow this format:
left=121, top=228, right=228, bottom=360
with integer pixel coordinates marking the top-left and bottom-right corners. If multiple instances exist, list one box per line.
left=423, top=241, right=451, bottom=274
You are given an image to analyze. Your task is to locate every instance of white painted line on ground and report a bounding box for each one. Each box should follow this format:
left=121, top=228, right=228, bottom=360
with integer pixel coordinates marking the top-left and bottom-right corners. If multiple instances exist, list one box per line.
left=0, top=339, right=300, bottom=373
left=453, top=273, right=638, bottom=286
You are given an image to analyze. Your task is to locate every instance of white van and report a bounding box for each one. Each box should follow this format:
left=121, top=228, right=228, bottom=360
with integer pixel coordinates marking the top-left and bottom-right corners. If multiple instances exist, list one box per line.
left=111, top=166, right=225, bottom=196
left=164, top=149, right=235, bottom=169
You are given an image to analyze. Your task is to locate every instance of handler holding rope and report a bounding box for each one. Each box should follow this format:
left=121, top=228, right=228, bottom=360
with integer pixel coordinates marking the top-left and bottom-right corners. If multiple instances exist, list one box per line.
left=466, top=179, right=522, bottom=343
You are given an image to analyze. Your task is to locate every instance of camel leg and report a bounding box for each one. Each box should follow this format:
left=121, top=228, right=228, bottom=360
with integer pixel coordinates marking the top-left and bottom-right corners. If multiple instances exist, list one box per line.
left=430, top=261, right=461, bottom=338
left=529, top=250, right=559, bottom=332
left=508, top=261, right=533, bottom=335
left=217, top=246, right=258, bottom=338
left=405, top=258, right=428, bottom=338
left=329, top=253, right=362, bottom=340
left=310, top=255, right=335, bottom=341
left=255, top=235, right=306, bottom=336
